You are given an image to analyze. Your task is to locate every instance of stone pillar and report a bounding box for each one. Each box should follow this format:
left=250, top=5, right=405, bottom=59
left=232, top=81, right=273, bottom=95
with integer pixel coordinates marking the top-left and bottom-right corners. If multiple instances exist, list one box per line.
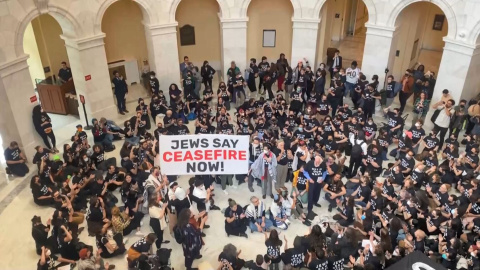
left=62, top=34, right=117, bottom=122
left=361, top=25, right=396, bottom=89
left=220, top=18, right=248, bottom=80
left=144, top=23, right=181, bottom=105
left=0, top=55, right=42, bottom=159
left=433, top=40, right=480, bottom=104
left=291, top=19, right=320, bottom=68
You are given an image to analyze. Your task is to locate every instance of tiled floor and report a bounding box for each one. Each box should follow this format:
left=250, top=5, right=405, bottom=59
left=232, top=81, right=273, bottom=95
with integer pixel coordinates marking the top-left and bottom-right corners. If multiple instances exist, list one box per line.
left=0, top=60, right=445, bottom=269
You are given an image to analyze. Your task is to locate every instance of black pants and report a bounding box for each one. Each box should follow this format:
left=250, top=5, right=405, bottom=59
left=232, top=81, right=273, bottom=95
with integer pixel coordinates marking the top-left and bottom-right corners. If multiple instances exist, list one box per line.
left=7, top=163, right=29, bottom=177
left=115, top=93, right=126, bottom=112
left=307, top=181, right=322, bottom=212
left=258, top=75, right=265, bottom=90
left=434, top=124, right=449, bottom=150
left=203, top=78, right=212, bottom=90
left=40, top=132, right=56, bottom=150
left=185, top=256, right=194, bottom=270
left=399, top=92, right=411, bottom=112
left=347, top=156, right=362, bottom=178
left=150, top=218, right=164, bottom=249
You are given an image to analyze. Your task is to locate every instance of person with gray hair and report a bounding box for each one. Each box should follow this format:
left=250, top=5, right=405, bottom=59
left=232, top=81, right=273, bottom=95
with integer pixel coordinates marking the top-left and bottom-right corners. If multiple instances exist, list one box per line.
left=218, top=243, right=245, bottom=270
left=249, top=143, right=277, bottom=199
left=245, top=196, right=274, bottom=233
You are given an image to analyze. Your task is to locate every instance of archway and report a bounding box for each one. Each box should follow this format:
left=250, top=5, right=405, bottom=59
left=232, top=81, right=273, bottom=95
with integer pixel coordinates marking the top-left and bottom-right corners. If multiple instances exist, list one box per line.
left=175, top=0, right=222, bottom=77
left=246, top=0, right=294, bottom=63
left=101, top=0, right=150, bottom=103
left=316, top=0, right=369, bottom=70
left=22, top=14, right=80, bottom=126
left=390, top=2, right=448, bottom=81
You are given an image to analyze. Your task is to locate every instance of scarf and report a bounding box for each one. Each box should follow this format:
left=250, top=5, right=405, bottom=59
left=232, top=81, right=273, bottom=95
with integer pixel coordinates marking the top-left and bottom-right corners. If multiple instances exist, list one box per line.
left=246, top=201, right=265, bottom=220
left=251, top=152, right=277, bottom=182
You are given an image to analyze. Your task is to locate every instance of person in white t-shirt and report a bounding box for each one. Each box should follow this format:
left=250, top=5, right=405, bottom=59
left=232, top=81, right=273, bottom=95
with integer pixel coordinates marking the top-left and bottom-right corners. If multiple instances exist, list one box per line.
left=345, top=61, right=360, bottom=98
left=432, top=98, right=455, bottom=150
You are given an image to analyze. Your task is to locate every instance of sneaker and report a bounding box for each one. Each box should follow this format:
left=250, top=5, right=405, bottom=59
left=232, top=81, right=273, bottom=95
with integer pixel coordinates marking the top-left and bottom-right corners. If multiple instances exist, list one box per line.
left=140, top=221, right=144, bottom=226
left=201, top=232, right=206, bottom=237
left=248, top=186, right=254, bottom=192
left=328, top=205, right=333, bottom=212
left=161, top=240, right=170, bottom=244
left=124, top=109, right=129, bottom=113
left=239, top=232, right=248, bottom=238
left=231, top=185, right=237, bottom=189
left=314, top=203, right=321, bottom=208
left=135, top=231, right=144, bottom=236
left=223, top=189, right=229, bottom=195
left=210, top=205, right=221, bottom=211
left=262, top=195, right=266, bottom=199
left=204, top=225, right=211, bottom=229
left=119, top=112, right=125, bottom=115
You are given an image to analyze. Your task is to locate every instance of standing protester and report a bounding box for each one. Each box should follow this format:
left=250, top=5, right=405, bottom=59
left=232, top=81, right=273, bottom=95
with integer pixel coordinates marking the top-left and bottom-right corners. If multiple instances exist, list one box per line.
left=398, top=69, right=414, bottom=113
left=250, top=144, right=277, bottom=199
left=432, top=98, right=455, bottom=150
left=276, top=53, right=289, bottom=91
left=258, top=57, right=270, bottom=93
left=247, top=58, right=259, bottom=97
left=329, top=50, right=342, bottom=79
left=112, top=71, right=129, bottom=115
left=33, top=105, right=58, bottom=153
left=345, top=61, right=360, bottom=98
left=201, top=60, right=216, bottom=90
left=149, top=72, right=160, bottom=96
left=176, top=208, right=203, bottom=270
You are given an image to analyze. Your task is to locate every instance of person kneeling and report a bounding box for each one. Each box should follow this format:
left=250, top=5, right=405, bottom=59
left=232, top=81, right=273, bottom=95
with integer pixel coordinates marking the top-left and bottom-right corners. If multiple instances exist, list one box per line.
left=225, top=199, right=248, bottom=238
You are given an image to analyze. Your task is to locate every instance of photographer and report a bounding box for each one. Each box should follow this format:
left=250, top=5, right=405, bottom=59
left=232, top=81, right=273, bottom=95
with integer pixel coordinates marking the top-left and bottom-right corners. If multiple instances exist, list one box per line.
left=91, top=118, right=115, bottom=151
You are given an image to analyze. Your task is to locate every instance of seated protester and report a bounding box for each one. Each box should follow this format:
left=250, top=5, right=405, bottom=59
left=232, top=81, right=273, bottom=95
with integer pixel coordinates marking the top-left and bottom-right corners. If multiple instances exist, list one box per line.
left=86, top=196, right=110, bottom=236
left=382, top=107, right=404, bottom=138
left=458, top=179, right=480, bottom=206
left=337, top=103, right=353, bottom=123
left=362, top=144, right=382, bottom=181
left=218, top=244, right=245, bottom=270
left=150, top=94, right=164, bottom=123
left=37, top=246, right=75, bottom=270
left=442, top=143, right=459, bottom=165
left=130, top=111, right=148, bottom=137
left=4, top=141, right=29, bottom=177
left=56, top=223, right=79, bottom=261
left=73, top=124, right=90, bottom=150
left=88, top=177, right=117, bottom=208
left=33, top=145, right=52, bottom=169
left=462, top=218, right=480, bottom=245
left=423, top=150, right=439, bottom=175
left=216, top=107, right=232, bottom=126
left=359, top=233, right=384, bottom=270
left=32, top=216, right=55, bottom=256
left=218, top=120, right=234, bottom=135
left=126, top=233, right=157, bottom=265
left=409, top=120, right=426, bottom=154
left=104, top=165, right=125, bottom=191
left=353, top=108, right=366, bottom=126
left=137, top=139, right=155, bottom=166
left=163, top=109, right=176, bottom=133
left=78, top=153, right=97, bottom=178
left=347, top=176, right=371, bottom=207
left=123, top=120, right=140, bottom=146
left=390, top=131, right=413, bottom=159
left=30, top=175, right=55, bottom=207
left=464, top=147, right=479, bottom=176
left=307, top=248, right=329, bottom=270
left=323, top=134, right=338, bottom=156
left=377, top=128, right=390, bottom=161
left=323, top=173, right=346, bottom=212
left=38, top=157, right=54, bottom=187
left=264, top=230, right=283, bottom=269
left=196, top=113, right=215, bottom=134
left=462, top=194, right=480, bottom=227
left=365, top=187, right=384, bottom=214
left=245, top=196, right=274, bottom=233
left=423, top=209, right=443, bottom=236
left=77, top=248, right=112, bottom=270
left=333, top=196, right=355, bottom=227
left=441, top=194, right=459, bottom=219
left=280, top=236, right=306, bottom=269
left=410, top=163, right=427, bottom=188
left=426, top=183, right=449, bottom=210
left=224, top=199, right=248, bottom=238
left=91, top=118, right=114, bottom=151
left=62, top=144, right=78, bottom=168
left=420, top=129, right=440, bottom=157
left=392, top=149, right=415, bottom=177
left=111, top=205, right=143, bottom=237
left=237, top=117, right=253, bottom=136
left=439, top=237, right=462, bottom=270
left=173, top=118, right=190, bottom=135
left=90, top=144, right=117, bottom=172
left=270, top=194, right=289, bottom=230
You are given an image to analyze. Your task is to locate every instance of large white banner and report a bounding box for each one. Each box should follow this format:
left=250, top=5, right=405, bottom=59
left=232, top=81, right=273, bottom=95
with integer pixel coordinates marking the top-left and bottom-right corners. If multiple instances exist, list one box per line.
left=158, top=134, right=250, bottom=175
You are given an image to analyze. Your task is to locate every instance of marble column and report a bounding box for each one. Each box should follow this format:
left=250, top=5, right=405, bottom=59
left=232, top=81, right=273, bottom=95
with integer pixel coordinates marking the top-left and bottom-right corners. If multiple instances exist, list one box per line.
left=361, top=25, right=396, bottom=89
left=62, top=34, right=117, bottom=122
left=0, top=55, right=42, bottom=159
left=220, top=18, right=248, bottom=80
left=433, top=40, right=480, bottom=103
left=291, top=19, right=320, bottom=68
left=144, top=23, right=181, bottom=105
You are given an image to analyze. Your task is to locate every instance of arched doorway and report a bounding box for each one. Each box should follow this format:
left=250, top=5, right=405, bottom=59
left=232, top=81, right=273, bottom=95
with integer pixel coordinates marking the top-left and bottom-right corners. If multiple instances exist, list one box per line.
left=247, top=0, right=294, bottom=63
left=101, top=0, right=150, bottom=103
left=175, top=0, right=222, bottom=81
left=390, top=2, right=448, bottom=81
left=317, top=0, right=369, bottom=70
left=22, top=14, right=80, bottom=127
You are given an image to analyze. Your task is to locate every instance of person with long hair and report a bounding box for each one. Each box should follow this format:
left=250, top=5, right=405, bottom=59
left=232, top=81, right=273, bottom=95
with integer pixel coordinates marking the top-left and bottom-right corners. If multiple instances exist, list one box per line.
left=177, top=208, right=203, bottom=270
left=148, top=194, right=169, bottom=250
left=201, top=60, right=216, bottom=90
left=169, top=83, right=182, bottom=106
left=32, top=105, right=58, bottom=152
left=264, top=229, right=283, bottom=270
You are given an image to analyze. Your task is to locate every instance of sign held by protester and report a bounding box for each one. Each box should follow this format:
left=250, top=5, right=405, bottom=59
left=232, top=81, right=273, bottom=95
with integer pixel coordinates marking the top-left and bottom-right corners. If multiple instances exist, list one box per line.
left=159, top=134, right=249, bottom=175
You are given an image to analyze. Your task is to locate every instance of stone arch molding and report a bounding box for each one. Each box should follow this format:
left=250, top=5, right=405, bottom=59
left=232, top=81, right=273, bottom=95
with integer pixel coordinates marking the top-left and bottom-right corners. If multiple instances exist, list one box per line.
left=240, top=0, right=300, bottom=18
left=169, top=0, right=226, bottom=22
left=387, top=0, right=457, bottom=39
left=313, top=0, right=377, bottom=24
left=94, top=0, right=157, bottom=35
left=14, top=2, right=82, bottom=58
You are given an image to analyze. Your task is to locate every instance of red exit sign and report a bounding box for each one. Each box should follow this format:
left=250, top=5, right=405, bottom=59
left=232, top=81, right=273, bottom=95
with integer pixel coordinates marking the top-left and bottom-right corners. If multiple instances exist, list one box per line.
left=85, top=75, right=91, bottom=81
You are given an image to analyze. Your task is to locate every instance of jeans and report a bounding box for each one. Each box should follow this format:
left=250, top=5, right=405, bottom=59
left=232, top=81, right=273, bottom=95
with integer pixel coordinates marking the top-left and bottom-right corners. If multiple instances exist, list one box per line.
left=249, top=218, right=273, bottom=232
left=102, top=133, right=114, bottom=148
left=345, top=82, right=355, bottom=97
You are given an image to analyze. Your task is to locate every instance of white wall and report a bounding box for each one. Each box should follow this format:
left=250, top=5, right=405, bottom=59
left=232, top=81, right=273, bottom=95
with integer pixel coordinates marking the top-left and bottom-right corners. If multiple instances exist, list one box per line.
left=23, top=23, right=45, bottom=88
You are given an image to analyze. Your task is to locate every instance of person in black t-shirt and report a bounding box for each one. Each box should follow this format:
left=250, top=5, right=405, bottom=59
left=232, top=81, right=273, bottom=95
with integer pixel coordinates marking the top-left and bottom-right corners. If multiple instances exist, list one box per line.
left=273, top=141, right=288, bottom=189
left=37, top=246, right=75, bottom=270
left=174, top=118, right=190, bottom=135
left=127, top=233, right=157, bottom=264
left=224, top=200, right=247, bottom=238
left=4, top=141, right=29, bottom=177
left=323, top=173, right=346, bottom=212
left=31, top=175, right=55, bottom=206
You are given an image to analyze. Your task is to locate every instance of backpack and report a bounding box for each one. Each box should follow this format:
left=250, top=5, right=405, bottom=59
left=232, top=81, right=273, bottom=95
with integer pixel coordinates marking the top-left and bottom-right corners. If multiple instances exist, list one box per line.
left=351, top=140, right=364, bottom=159
left=173, top=225, right=184, bottom=244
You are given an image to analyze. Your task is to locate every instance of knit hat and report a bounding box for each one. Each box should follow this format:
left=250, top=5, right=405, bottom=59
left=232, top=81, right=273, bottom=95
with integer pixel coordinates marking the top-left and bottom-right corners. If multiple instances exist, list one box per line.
left=79, top=248, right=89, bottom=259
